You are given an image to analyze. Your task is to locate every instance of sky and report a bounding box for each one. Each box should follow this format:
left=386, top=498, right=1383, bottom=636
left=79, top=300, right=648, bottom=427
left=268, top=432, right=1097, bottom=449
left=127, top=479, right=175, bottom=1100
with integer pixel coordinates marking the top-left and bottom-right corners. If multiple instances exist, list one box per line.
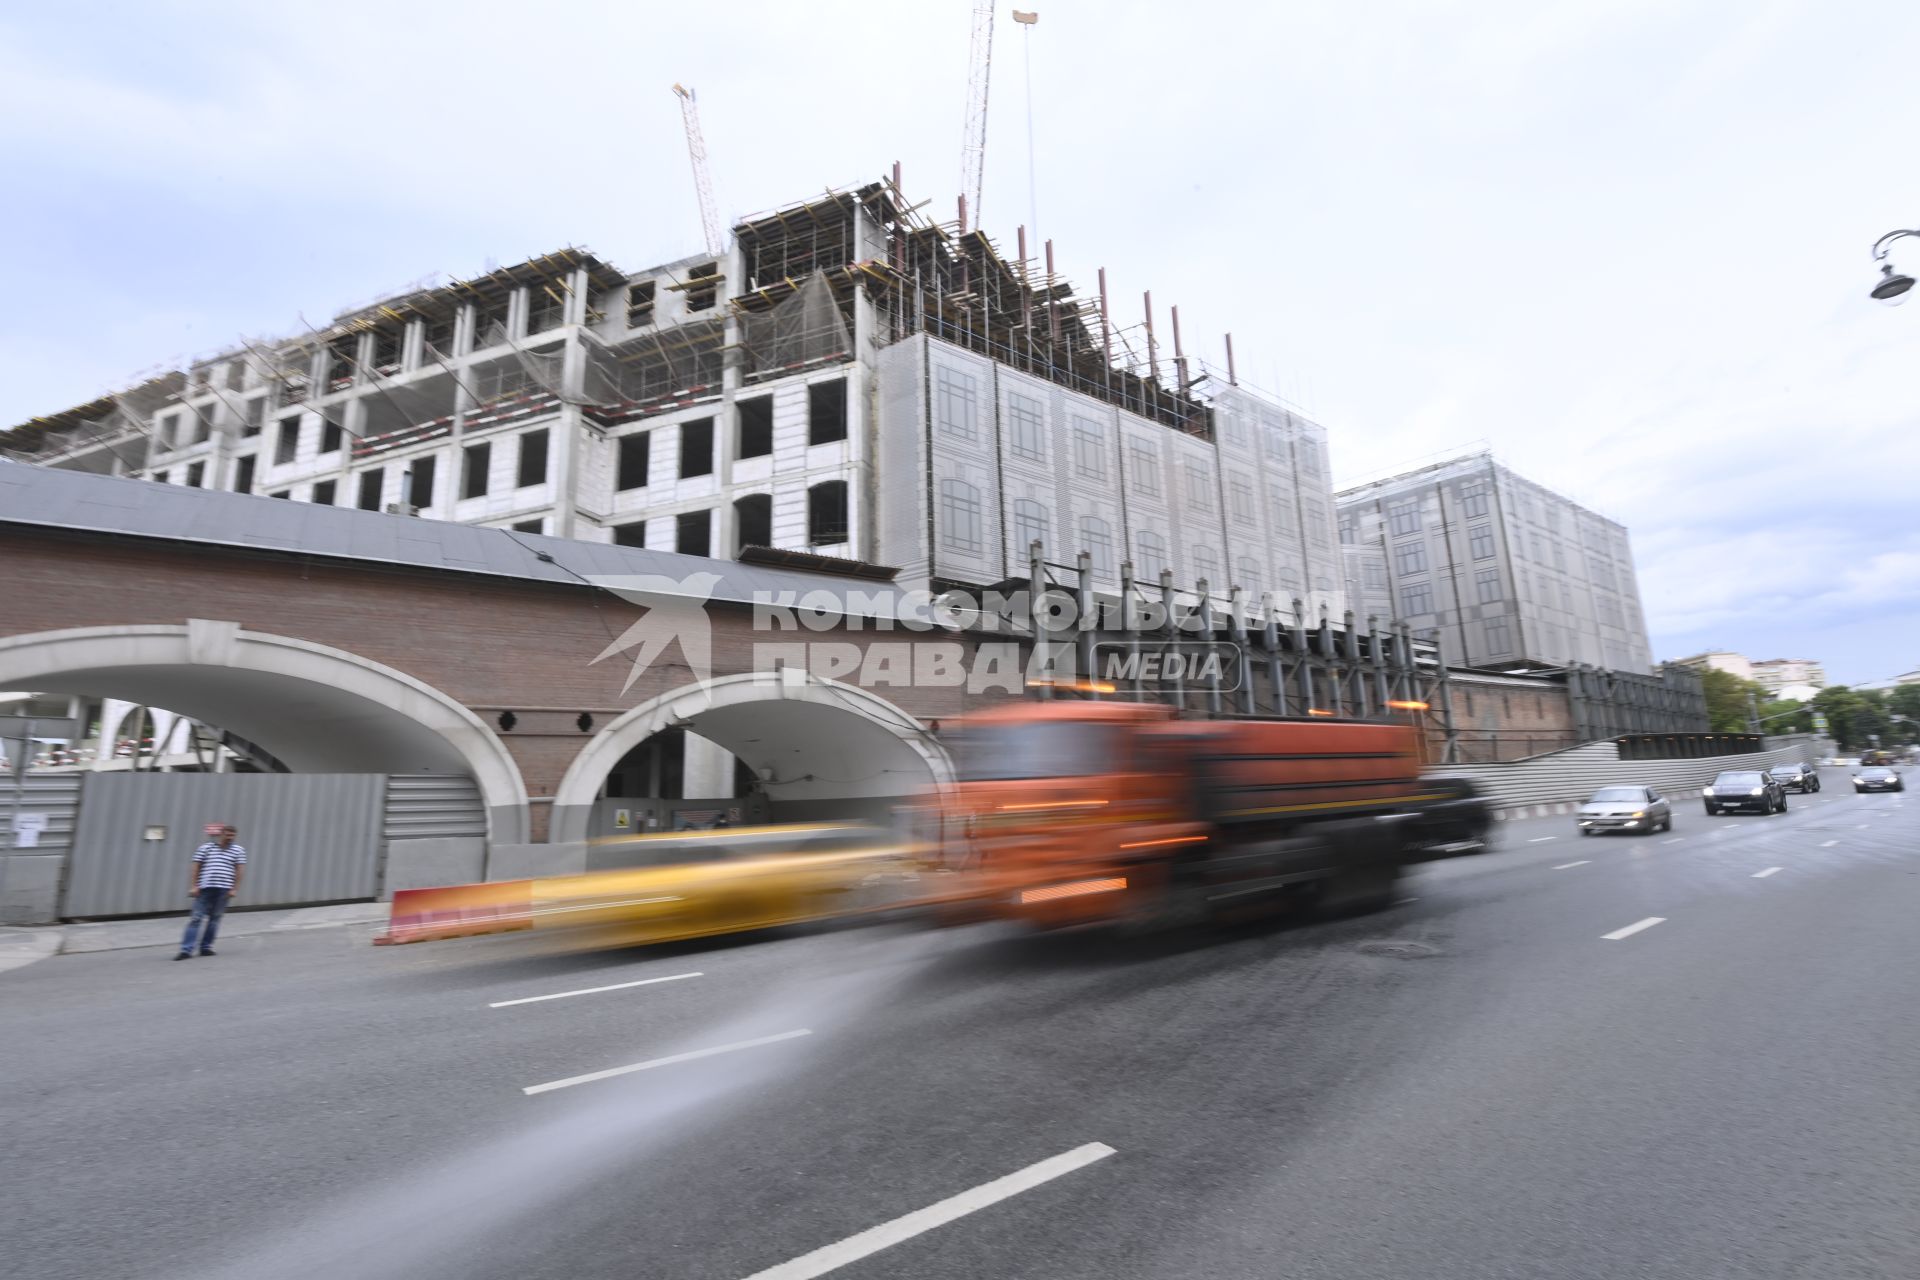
left=2, top=0, right=1917, bottom=684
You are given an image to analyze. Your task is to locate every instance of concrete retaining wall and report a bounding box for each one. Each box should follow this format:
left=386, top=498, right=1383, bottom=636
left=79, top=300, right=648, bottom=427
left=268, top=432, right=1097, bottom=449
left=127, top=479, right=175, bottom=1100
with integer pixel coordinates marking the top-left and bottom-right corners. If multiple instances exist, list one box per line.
left=1446, top=739, right=1823, bottom=818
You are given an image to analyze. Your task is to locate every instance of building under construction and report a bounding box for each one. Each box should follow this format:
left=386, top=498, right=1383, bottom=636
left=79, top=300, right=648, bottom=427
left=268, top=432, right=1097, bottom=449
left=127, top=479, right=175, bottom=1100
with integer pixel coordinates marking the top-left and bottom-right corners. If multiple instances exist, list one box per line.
left=2, top=170, right=1349, bottom=624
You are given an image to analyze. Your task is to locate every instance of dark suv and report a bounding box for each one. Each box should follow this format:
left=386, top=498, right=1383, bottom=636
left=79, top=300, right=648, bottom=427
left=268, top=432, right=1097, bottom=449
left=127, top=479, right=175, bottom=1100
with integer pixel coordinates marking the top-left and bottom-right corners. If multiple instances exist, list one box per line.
left=1703, top=769, right=1787, bottom=815
left=1767, top=762, right=1820, bottom=794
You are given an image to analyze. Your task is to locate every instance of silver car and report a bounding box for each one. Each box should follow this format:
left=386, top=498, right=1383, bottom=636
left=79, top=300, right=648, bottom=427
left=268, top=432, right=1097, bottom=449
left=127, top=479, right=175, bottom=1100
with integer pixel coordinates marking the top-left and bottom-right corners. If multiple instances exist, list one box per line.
left=1576, top=785, right=1673, bottom=836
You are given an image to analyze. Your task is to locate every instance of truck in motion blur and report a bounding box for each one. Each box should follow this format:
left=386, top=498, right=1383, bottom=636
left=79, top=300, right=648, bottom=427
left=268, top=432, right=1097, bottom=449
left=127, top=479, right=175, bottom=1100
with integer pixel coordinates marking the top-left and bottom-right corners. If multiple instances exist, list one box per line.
left=937, top=700, right=1490, bottom=931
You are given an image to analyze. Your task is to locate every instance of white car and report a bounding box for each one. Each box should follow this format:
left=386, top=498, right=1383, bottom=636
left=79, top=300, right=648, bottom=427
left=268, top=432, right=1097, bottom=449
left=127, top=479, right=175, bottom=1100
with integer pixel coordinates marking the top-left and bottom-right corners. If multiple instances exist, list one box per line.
left=1577, top=785, right=1673, bottom=836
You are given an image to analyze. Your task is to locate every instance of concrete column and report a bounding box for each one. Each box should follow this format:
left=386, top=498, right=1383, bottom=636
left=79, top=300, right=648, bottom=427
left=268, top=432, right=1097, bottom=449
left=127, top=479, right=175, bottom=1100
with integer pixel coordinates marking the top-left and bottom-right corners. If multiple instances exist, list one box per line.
left=681, top=731, right=736, bottom=801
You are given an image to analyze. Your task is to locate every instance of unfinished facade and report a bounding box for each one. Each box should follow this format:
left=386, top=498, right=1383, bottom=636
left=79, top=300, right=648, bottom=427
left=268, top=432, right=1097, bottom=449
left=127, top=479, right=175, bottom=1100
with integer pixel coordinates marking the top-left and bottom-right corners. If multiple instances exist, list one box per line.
left=3, top=174, right=1346, bottom=624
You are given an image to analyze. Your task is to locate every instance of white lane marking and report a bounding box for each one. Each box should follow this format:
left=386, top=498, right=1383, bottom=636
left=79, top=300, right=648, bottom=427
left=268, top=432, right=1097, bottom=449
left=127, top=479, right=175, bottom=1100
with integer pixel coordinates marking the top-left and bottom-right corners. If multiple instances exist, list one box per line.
left=1857, top=824, right=1869, bottom=830
left=1602, top=916, right=1666, bottom=941
left=1553, top=860, right=1590, bottom=870
left=1752, top=867, right=1782, bottom=879
left=1662, top=837, right=1684, bottom=845
left=489, top=970, right=702, bottom=1009
left=1819, top=840, right=1838, bottom=848
left=523, top=1029, right=811, bottom=1095
left=1394, top=896, right=1419, bottom=905
left=741, top=1142, right=1117, bottom=1280
left=1528, top=836, right=1558, bottom=843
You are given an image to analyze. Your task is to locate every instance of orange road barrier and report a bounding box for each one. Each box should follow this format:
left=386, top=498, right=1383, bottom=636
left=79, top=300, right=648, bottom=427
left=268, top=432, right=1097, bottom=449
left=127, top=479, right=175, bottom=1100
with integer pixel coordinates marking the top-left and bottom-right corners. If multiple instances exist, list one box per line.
left=375, top=880, right=534, bottom=945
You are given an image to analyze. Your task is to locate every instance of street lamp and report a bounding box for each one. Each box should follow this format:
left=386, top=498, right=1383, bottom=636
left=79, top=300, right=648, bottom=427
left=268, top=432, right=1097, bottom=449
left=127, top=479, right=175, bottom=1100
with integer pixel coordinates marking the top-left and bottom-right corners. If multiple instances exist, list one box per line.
left=1870, top=228, right=1918, bottom=304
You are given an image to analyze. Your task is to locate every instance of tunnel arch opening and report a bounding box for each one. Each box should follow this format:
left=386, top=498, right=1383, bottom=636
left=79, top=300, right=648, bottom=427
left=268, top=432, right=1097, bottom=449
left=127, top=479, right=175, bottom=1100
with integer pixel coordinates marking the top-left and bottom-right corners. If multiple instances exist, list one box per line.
left=0, top=622, right=530, bottom=841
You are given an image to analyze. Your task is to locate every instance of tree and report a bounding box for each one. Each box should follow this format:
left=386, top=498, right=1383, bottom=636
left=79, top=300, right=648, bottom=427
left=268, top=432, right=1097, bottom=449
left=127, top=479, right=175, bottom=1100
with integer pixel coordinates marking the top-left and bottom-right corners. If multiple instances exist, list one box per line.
left=1887, top=684, right=1920, bottom=744
left=1700, top=668, right=1766, bottom=733
left=1759, top=698, right=1812, bottom=735
left=1811, top=685, right=1892, bottom=751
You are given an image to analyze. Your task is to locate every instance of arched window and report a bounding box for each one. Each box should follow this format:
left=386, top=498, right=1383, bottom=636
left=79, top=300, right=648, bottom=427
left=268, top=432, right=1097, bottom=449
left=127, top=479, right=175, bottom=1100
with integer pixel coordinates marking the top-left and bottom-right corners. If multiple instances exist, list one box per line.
left=1134, top=530, right=1168, bottom=583
left=1079, top=515, right=1114, bottom=579
left=733, top=492, right=772, bottom=554
left=807, top=480, right=848, bottom=546
left=938, top=478, right=983, bottom=554
left=1012, top=499, right=1050, bottom=557
left=1235, top=557, right=1263, bottom=601
left=1192, top=544, right=1222, bottom=591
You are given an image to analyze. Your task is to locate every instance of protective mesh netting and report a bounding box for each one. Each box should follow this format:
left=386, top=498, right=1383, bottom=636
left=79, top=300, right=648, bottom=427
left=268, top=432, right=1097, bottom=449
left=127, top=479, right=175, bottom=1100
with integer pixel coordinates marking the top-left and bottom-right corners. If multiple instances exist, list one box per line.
left=737, top=271, right=851, bottom=381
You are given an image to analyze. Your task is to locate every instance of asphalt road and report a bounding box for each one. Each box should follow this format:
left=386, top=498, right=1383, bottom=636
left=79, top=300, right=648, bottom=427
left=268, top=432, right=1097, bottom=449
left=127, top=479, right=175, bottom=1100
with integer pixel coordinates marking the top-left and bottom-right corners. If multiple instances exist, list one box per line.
left=4, top=768, right=1917, bottom=1280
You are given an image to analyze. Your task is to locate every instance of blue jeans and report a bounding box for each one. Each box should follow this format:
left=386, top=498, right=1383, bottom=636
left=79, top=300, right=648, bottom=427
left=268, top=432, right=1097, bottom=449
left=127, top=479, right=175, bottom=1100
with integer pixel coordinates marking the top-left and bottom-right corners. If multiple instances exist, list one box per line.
left=180, top=888, right=231, bottom=955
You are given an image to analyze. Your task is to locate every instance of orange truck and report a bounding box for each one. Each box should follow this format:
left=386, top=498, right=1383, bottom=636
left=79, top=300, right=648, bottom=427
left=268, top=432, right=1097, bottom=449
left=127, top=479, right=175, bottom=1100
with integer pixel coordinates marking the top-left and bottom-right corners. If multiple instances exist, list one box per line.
left=937, top=700, right=1490, bottom=931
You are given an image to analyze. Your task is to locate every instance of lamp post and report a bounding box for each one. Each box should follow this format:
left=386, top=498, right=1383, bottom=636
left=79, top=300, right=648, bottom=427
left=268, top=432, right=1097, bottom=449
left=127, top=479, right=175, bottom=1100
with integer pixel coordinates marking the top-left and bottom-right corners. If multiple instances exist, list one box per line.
left=1869, top=228, right=1919, bottom=304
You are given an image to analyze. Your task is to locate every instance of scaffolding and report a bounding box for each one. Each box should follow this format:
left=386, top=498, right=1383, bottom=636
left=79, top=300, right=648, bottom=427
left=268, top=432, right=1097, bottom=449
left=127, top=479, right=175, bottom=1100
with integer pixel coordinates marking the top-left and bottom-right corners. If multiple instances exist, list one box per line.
left=731, top=176, right=1212, bottom=435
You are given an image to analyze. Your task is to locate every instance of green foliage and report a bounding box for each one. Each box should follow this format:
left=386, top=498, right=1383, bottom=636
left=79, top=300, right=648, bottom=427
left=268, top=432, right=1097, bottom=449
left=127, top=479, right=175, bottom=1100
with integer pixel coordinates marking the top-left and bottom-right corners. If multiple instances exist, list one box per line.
left=1700, top=668, right=1766, bottom=733
left=1759, top=698, right=1812, bottom=734
left=1811, top=685, right=1894, bottom=750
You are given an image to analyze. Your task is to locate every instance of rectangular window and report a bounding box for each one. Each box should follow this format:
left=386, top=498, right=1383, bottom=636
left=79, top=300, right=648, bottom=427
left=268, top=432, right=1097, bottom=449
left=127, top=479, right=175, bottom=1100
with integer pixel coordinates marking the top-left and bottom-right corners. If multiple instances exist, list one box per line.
left=737, top=398, right=773, bottom=459
left=186, top=461, right=205, bottom=488
left=935, top=366, right=979, bottom=442
left=357, top=468, right=383, bottom=510
left=679, top=417, right=715, bottom=478
left=311, top=479, right=336, bottom=506
left=517, top=428, right=550, bottom=487
left=1485, top=616, right=1513, bottom=656
left=321, top=418, right=344, bottom=456
left=1394, top=540, right=1427, bottom=576
left=1458, top=480, right=1490, bottom=517
left=1073, top=422, right=1106, bottom=480
left=617, top=433, right=651, bottom=490
left=191, top=409, right=213, bottom=444
left=1387, top=499, right=1421, bottom=536
left=463, top=442, right=491, bottom=499
left=408, top=456, right=436, bottom=509
left=1552, top=539, right=1565, bottom=570
left=1127, top=440, right=1161, bottom=497
left=1363, top=560, right=1386, bottom=589
left=233, top=456, right=255, bottom=494
left=512, top=519, right=544, bottom=534
left=1469, top=523, right=1496, bottom=560
left=1184, top=460, right=1214, bottom=512
left=527, top=287, right=565, bottom=334
left=1007, top=393, right=1045, bottom=461
left=1399, top=581, right=1433, bottom=616
left=626, top=281, right=656, bottom=328
left=274, top=417, right=300, bottom=465
left=242, top=398, right=264, bottom=437
left=613, top=522, right=647, bottom=548
left=938, top=478, right=984, bottom=554
left=269, top=489, right=290, bottom=499
left=685, top=262, right=720, bottom=312
left=676, top=509, right=712, bottom=556
left=1476, top=566, right=1502, bottom=603
left=1231, top=477, right=1255, bottom=524
left=808, top=380, right=848, bottom=445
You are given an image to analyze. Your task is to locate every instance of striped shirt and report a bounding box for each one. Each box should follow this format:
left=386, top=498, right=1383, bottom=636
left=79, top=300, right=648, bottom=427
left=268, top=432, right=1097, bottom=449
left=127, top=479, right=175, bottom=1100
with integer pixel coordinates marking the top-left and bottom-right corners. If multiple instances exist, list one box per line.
left=194, top=842, right=247, bottom=890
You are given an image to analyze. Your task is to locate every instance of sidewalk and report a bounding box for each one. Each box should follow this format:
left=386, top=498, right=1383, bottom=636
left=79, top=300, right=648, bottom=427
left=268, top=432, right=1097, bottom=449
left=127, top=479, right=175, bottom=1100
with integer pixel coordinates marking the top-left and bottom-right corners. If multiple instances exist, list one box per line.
left=0, top=902, right=390, bottom=972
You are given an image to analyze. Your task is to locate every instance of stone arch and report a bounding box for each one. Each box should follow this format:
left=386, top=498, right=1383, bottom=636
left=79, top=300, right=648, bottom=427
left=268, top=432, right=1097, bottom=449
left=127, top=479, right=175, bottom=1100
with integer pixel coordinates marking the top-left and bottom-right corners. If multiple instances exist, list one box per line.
left=0, top=621, right=530, bottom=841
left=549, top=670, right=952, bottom=844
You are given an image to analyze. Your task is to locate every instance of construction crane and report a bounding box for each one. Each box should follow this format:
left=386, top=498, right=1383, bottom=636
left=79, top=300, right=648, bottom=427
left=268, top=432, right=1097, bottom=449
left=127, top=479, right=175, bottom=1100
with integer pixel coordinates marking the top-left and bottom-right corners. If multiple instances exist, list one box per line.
left=958, top=1, right=995, bottom=233
left=672, top=83, right=725, bottom=257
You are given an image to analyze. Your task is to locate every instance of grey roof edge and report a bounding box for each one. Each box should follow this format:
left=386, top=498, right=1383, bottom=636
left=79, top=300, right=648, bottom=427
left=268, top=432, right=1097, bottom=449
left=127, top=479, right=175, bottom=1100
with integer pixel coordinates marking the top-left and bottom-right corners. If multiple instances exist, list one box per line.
left=0, top=466, right=921, bottom=620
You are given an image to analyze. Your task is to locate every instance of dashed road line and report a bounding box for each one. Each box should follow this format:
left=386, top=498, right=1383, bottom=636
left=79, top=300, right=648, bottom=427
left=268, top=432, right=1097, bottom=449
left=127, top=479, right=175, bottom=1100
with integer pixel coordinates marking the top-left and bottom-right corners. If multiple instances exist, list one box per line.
left=490, top=970, right=702, bottom=1009
left=740, top=1143, right=1117, bottom=1280
left=1819, top=840, right=1838, bottom=848
left=1528, top=836, right=1558, bottom=844
left=523, top=1029, right=812, bottom=1095
left=1601, top=916, right=1666, bottom=941
left=1662, top=837, right=1684, bottom=845
left=1553, top=861, right=1590, bottom=870
left=1752, top=867, right=1782, bottom=879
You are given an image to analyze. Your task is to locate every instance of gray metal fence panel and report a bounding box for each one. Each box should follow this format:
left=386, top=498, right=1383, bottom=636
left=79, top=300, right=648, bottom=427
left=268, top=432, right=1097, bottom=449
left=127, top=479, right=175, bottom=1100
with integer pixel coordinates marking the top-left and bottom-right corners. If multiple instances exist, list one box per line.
left=1440, top=740, right=1821, bottom=814
left=382, top=775, right=486, bottom=840
left=64, top=773, right=384, bottom=917
left=4, top=773, right=83, bottom=859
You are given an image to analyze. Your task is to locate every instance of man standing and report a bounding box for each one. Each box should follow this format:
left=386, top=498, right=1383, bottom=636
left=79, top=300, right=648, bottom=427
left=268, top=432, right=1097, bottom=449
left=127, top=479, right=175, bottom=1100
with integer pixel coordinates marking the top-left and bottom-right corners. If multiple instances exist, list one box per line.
left=177, top=825, right=246, bottom=960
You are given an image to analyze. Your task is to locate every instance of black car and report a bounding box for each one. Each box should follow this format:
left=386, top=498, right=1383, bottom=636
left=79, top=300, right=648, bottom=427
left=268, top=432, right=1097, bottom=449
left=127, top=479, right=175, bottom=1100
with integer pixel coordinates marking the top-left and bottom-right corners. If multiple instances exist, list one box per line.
left=1767, top=762, right=1820, bottom=794
left=1703, top=769, right=1787, bottom=815
left=1854, top=766, right=1905, bottom=794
